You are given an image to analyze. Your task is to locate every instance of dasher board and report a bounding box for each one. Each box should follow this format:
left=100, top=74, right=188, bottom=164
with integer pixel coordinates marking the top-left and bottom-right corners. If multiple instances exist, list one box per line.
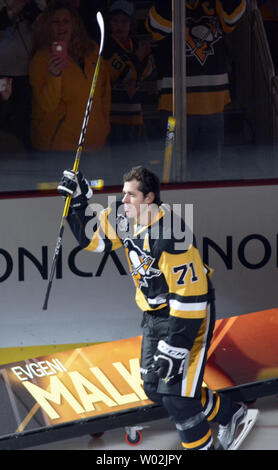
left=0, top=309, right=278, bottom=449
left=1, top=182, right=278, bottom=349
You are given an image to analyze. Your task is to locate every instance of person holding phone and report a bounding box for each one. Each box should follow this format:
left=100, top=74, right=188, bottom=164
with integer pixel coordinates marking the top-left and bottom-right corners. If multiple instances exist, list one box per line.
left=29, top=1, right=111, bottom=152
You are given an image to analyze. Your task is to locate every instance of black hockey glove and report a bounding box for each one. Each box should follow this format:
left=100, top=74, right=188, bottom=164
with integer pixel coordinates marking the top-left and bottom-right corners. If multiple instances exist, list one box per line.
left=57, top=170, right=92, bottom=209
left=153, top=340, right=189, bottom=384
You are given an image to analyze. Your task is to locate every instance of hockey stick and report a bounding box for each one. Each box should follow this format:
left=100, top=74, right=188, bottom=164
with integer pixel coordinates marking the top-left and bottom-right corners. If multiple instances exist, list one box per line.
left=42, top=11, right=105, bottom=310
left=162, top=116, right=176, bottom=183
left=37, top=179, right=104, bottom=191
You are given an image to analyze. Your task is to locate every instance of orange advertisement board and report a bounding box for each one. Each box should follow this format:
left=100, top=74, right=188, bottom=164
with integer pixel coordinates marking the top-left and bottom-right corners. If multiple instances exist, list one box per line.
left=205, top=308, right=278, bottom=390
left=0, top=308, right=278, bottom=439
left=0, top=336, right=151, bottom=435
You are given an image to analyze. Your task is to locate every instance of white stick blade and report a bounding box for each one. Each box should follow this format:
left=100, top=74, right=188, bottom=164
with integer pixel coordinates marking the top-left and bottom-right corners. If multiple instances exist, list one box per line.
left=96, top=11, right=105, bottom=54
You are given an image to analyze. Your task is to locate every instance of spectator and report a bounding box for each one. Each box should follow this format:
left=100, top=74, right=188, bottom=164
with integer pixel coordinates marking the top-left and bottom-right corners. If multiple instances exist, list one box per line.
left=103, top=0, right=154, bottom=156
left=0, top=76, right=23, bottom=152
left=29, top=1, right=111, bottom=152
left=258, top=0, right=278, bottom=74
left=0, top=77, right=12, bottom=127
left=0, top=0, right=46, bottom=150
left=145, top=1, right=247, bottom=181
left=49, top=0, right=107, bottom=40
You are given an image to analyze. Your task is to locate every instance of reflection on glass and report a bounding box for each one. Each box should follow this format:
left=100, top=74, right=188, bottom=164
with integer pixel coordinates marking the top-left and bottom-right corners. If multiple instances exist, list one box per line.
left=0, top=1, right=277, bottom=192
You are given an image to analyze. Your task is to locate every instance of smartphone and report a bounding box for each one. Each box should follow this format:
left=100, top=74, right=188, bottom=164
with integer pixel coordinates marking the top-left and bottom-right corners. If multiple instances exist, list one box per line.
left=0, top=78, right=7, bottom=92
left=51, top=41, right=67, bottom=61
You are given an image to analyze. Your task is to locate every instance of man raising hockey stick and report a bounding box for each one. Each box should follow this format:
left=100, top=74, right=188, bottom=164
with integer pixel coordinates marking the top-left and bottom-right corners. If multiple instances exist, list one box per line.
left=57, top=166, right=258, bottom=450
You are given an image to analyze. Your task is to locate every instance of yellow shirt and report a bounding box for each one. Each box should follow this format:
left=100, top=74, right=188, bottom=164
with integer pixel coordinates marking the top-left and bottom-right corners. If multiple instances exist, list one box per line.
left=29, top=44, right=111, bottom=152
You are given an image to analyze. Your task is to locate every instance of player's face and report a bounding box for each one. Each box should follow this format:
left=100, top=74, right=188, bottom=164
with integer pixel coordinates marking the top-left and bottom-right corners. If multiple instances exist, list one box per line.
left=122, top=179, right=150, bottom=223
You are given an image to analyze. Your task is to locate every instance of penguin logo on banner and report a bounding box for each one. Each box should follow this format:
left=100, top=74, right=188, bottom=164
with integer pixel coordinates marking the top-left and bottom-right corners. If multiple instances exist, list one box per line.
left=186, top=16, right=222, bottom=65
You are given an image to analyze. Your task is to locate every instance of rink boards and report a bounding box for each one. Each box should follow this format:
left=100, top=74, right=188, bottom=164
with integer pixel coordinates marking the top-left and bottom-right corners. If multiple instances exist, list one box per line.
left=1, top=180, right=278, bottom=447
left=1, top=308, right=278, bottom=449
left=1, top=180, right=278, bottom=360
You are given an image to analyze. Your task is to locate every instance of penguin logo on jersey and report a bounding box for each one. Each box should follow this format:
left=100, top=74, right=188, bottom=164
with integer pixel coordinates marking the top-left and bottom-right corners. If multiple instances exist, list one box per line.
left=116, top=214, right=129, bottom=232
left=123, top=238, right=161, bottom=288
left=186, top=16, right=222, bottom=65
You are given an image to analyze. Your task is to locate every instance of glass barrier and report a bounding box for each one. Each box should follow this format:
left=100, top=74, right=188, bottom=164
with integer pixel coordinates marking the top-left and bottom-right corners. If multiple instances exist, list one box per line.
left=0, top=0, right=277, bottom=193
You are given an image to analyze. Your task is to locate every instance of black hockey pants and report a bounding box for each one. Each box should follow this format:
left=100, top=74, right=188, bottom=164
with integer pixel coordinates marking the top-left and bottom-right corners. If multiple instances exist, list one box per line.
left=140, top=306, right=238, bottom=449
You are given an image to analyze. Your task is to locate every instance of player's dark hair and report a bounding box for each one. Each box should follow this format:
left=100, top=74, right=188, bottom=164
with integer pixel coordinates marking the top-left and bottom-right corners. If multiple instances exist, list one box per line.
left=123, top=166, right=161, bottom=205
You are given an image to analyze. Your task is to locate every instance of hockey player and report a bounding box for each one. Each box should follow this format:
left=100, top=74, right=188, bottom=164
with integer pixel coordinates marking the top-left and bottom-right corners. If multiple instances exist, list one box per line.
left=57, top=166, right=258, bottom=450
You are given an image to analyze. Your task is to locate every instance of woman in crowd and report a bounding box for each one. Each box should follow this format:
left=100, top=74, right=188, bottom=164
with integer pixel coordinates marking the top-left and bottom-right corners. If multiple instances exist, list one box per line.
left=29, top=1, right=111, bottom=152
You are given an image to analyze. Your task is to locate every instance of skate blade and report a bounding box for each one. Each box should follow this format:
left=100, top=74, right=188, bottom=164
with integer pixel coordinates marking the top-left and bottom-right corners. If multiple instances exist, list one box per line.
left=228, top=409, right=259, bottom=450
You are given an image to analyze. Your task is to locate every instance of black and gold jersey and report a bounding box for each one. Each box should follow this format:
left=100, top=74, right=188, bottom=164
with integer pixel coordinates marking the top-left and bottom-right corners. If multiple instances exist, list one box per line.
left=67, top=201, right=213, bottom=349
left=103, top=34, right=150, bottom=126
left=145, top=0, right=246, bottom=114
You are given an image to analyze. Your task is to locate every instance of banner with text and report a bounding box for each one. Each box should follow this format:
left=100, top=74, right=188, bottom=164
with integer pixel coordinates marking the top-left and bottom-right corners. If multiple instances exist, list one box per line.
left=0, top=184, right=277, bottom=347
left=1, top=307, right=278, bottom=440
